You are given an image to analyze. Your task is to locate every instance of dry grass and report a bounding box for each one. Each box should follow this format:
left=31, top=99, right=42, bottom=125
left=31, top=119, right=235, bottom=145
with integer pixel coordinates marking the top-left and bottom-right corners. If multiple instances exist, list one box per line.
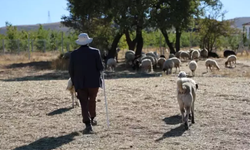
left=0, top=52, right=250, bottom=150
left=0, top=52, right=60, bottom=65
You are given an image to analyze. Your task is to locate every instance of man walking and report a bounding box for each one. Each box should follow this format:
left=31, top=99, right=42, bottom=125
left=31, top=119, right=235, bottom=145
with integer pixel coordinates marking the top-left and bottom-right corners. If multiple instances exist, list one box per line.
left=69, top=33, right=104, bottom=133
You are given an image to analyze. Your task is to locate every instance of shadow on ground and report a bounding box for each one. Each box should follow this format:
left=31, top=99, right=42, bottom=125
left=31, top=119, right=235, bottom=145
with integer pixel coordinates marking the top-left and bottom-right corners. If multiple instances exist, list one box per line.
left=163, top=115, right=182, bottom=125
left=1, top=71, right=70, bottom=82
left=5, top=61, right=52, bottom=70
left=155, top=125, right=186, bottom=142
left=1, top=69, right=164, bottom=82
left=47, top=107, right=74, bottom=116
left=13, top=132, right=79, bottom=150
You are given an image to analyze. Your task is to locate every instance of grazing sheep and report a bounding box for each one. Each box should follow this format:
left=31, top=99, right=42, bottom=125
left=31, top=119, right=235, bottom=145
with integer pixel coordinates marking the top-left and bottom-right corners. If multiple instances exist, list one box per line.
left=107, top=58, right=117, bottom=72
left=169, top=53, right=175, bottom=58
left=157, top=57, right=166, bottom=69
left=66, top=78, right=80, bottom=108
left=205, top=59, right=220, bottom=72
left=178, top=71, right=187, bottom=78
left=225, top=55, right=237, bottom=68
left=160, top=55, right=166, bottom=58
left=223, top=50, right=236, bottom=58
left=125, top=50, right=135, bottom=66
left=208, top=51, right=219, bottom=58
left=191, top=50, right=200, bottom=60
left=141, top=55, right=156, bottom=66
left=180, top=51, right=190, bottom=61
left=162, top=59, right=174, bottom=75
left=189, top=60, right=198, bottom=76
left=140, top=59, right=153, bottom=73
left=169, top=57, right=181, bottom=72
left=177, top=72, right=198, bottom=130
left=146, top=52, right=158, bottom=66
left=200, top=49, right=208, bottom=58
left=175, top=50, right=184, bottom=58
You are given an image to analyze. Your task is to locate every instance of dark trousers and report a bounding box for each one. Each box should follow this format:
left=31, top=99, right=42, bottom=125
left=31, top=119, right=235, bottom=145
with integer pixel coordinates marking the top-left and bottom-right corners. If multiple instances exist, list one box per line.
left=77, top=88, right=99, bottom=125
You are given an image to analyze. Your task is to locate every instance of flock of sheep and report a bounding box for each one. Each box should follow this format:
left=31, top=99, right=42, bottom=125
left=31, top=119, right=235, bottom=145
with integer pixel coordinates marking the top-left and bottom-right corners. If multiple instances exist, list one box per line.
left=105, top=48, right=238, bottom=76
left=66, top=48, right=239, bottom=129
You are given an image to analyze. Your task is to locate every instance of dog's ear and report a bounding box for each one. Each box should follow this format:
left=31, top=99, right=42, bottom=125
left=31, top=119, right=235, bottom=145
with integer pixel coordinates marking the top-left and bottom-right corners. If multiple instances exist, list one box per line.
left=196, top=84, right=198, bottom=90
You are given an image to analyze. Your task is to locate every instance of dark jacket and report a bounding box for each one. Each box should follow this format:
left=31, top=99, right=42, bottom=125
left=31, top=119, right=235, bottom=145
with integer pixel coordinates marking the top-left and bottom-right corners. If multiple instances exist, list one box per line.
left=69, top=45, right=104, bottom=90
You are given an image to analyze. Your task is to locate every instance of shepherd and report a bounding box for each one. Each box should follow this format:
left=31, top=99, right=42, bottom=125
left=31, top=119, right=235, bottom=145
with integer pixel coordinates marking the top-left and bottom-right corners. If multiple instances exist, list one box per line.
left=69, top=33, right=104, bottom=134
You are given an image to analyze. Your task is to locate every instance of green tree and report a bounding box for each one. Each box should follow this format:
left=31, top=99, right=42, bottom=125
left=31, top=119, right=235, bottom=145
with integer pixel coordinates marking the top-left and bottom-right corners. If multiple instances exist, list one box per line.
left=198, top=7, right=235, bottom=52
left=35, top=24, right=49, bottom=52
left=5, top=22, right=20, bottom=52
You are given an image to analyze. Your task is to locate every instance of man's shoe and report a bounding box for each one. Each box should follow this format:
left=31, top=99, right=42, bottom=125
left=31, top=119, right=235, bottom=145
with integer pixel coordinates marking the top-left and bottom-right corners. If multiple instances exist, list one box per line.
left=82, top=125, right=94, bottom=134
left=91, top=119, right=97, bottom=126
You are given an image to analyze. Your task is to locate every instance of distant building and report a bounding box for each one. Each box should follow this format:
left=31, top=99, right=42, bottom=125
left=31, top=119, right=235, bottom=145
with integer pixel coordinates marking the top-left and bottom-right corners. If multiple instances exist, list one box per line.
left=242, top=22, right=250, bottom=39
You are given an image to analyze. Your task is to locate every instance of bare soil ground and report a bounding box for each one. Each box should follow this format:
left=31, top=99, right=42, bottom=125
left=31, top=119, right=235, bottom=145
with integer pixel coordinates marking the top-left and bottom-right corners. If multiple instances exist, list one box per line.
left=0, top=52, right=250, bottom=150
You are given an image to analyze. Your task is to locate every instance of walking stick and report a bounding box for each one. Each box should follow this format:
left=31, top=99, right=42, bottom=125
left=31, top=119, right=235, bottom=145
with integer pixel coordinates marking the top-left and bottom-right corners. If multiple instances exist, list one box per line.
left=102, top=72, right=110, bottom=129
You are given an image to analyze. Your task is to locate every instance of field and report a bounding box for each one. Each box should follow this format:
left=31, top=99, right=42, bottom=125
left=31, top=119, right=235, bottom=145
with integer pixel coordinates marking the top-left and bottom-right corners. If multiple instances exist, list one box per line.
left=0, top=51, right=250, bottom=150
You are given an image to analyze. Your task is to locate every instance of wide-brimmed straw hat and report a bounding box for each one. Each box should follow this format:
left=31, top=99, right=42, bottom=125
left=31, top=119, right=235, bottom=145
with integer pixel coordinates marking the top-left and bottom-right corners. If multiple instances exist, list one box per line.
left=75, top=33, right=93, bottom=45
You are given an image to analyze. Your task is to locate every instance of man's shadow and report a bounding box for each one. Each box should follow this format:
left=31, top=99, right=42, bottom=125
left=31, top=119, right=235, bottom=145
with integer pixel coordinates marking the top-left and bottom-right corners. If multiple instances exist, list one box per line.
left=13, top=132, right=79, bottom=150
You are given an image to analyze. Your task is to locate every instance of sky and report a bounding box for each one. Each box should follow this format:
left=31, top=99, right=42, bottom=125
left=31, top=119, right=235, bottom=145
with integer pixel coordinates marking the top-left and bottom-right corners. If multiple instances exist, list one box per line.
left=0, top=0, right=250, bottom=28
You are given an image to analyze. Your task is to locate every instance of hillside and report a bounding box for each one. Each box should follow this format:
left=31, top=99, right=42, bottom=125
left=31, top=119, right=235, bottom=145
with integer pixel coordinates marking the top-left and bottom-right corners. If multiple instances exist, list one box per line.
left=228, top=17, right=250, bottom=29
left=1, top=17, right=250, bottom=34
left=0, top=22, right=70, bottom=34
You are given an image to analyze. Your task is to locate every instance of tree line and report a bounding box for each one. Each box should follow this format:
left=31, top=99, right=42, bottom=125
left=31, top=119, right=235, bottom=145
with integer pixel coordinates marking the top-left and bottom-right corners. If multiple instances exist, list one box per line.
left=61, top=0, right=242, bottom=58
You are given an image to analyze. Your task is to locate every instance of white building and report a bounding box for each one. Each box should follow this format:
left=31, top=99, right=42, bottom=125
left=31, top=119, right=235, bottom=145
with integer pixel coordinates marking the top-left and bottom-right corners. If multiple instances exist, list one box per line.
left=242, top=22, right=250, bottom=39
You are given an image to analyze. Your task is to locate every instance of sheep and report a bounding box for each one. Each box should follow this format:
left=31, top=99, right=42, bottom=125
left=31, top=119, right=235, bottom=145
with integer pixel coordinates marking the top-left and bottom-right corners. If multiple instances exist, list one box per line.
left=225, top=55, right=237, bottom=68
left=157, top=57, right=166, bottom=69
left=146, top=52, right=158, bottom=66
left=176, top=72, right=198, bottom=130
left=200, top=49, right=208, bottom=58
left=205, top=59, right=220, bottom=72
left=141, top=55, right=157, bottom=66
left=223, top=50, right=236, bottom=58
left=125, top=50, right=135, bottom=66
left=191, top=50, right=200, bottom=60
left=189, top=60, right=198, bottom=76
left=169, top=53, right=175, bottom=58
left=107, top=58, right=117, bottom=72
left=160, top=55, right=166, bottom=58
left=153, top=51, right=159, bottom=59
left=66, top=78, right=80, bottom=108
left=169, top=57, right=181, bottom=73
left=140, top=59, right=153, bottom=73
left=178, top=71, right=187, bottom=78
left=162, top=59, right=174, bottom=75
left=180, top=51, right=190, bottom=61
left=208, top=51, right=219, bottom=58
left=175, top=50, right=184, bottom=58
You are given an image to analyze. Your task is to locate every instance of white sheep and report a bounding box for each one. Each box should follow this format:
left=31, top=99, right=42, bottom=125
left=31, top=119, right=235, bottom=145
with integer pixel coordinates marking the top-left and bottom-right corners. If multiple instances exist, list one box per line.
left=140, top=59, right=153, bottom=73
left=157, top=57, right=166, bottom=69
left=107, top=58, right=117, bottom=72
left=189, top=60, right=198, bottom=76
left=125, top=50, right=135, bottom=66
left=141, top=55, right=157, bottom=66
left=225, top=55, right=237, bottom=68
left=162, top=59, right=174, bottom=75
left=175, top=50, right=184, bottom=58
left=200, top=49, right=208, bottom=58
left=169, top=57, right=181, bottom=73
left=176, top=72, right=198, bottom=130
left=191, top=50, right=200, bottom=60
left=66, top=78, right=80, bottom=108
left=180, top=51, right=190, bottom=61
left=205, top=59, right=220, bottom=72
left=146, top=52, right=158, bottom=67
